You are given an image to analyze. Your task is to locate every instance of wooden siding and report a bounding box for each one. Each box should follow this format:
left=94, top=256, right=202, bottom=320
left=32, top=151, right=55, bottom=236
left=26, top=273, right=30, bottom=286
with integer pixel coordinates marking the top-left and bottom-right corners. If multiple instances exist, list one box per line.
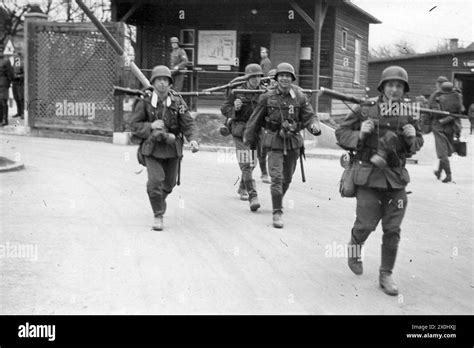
left=368, top=51, right=474, bottom=97
left=331, top=5, right=370, bottom=116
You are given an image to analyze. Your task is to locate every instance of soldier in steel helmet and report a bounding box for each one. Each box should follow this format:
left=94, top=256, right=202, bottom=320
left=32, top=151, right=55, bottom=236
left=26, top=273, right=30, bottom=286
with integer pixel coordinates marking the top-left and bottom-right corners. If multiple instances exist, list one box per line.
left=130, top=65, right=199, bottom=231
left=12, top=50, right=25, bottom=119
left=221, top=63, right=265, bottom=211
left=427, top=77, right=464, bottom=183
left=169, top=37, right=189, bottom=92
left=335, top=66, right=424, bottom=296
left=244, top=62, right=321, bottom=228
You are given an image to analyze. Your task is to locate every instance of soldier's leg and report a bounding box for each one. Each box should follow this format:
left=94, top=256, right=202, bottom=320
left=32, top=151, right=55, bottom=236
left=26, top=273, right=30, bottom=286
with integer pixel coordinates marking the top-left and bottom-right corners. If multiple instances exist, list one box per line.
left=144, top=156, right=166, bottom=217
left=235, top=137, right=257, bottom=199
left=0, top=99, right=8, bottom=126
left=347, top=187, right=383, bottom=274
left=379, top=189, right=407, bottom=295
left=257, top=134, right=269, bottom=179
left=161, top=157, right=181, bottom=216
left=173, top=74, right=184, bottom=92
left=282, top=148, right=300, bottom=197
left=18, top=82, right=24, bottom=116
left=268, top=150, right=285, bottom=227
left=441, top=157, right=452, bottom=183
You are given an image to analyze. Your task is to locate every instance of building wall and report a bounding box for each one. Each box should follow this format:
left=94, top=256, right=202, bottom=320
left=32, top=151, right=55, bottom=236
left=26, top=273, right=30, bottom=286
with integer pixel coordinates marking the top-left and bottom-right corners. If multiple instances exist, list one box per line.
left=368, top=51, right=474, bottom=97
left=330, top=5, right=370, bottom=116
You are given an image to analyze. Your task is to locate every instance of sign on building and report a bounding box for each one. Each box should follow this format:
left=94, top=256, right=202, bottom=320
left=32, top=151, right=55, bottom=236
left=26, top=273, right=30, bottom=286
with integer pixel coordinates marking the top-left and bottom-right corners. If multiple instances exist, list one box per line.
left=3, top=40, right=14, bottom=55
left=198, top=30, right=236, bottom=66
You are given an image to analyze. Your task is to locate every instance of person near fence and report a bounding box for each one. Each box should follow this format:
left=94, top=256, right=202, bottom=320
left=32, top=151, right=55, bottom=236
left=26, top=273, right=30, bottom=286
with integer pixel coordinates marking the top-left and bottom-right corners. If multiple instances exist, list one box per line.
left=0, top=45, right=13, bottom=127
left=169, top=37, right=189, bottom=92
left=221, top=64, right=265, bottom=211
left=428, top=79, right=464, bottom=183
left=12, top=51, right=24, bottom=119
left=335, top=66, right=424, bottom=296
left=130, top=65, right=199, bottom=231
left=469, top=103, right=474, bottom=135
left=244, top=62, right=321, bottom=228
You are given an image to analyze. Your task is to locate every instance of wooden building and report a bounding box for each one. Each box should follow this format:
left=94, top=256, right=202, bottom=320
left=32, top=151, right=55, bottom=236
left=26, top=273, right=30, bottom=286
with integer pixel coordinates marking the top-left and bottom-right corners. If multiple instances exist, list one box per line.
left=368, top=47, right=474, bottom=113
left=111, top=0, right=380, bottom=115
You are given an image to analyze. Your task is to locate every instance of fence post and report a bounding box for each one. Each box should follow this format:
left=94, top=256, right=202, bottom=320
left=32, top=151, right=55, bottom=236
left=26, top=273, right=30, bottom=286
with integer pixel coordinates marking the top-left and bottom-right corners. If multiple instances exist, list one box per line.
left=24, top=11, right=48, bottom=128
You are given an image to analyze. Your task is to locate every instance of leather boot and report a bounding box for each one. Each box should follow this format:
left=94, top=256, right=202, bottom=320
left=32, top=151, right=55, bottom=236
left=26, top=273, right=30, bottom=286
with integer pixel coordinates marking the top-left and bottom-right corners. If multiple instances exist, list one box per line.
left=442, top=159, right=452, bottom=183
left=347, top=235, right=363, bottom=275
left=249, top=196, right=260, bottom=212
left=272, top=211, right=283, bottom=228
left=434, top=160, right=442, bottom=180
left=152, top=216, right=163, bottom=231
left=237, top=180, right=249, bottom=200
left=379, top=245, right=399, bottom=296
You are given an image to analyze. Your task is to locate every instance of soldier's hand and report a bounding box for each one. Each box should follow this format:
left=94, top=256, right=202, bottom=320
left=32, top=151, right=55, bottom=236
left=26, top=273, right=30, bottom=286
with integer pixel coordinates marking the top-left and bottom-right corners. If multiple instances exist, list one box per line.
left=359, top=120, right=375, bottom=138
left=402, top=124, right=416, bottom=138
left=310, top=123, right=321, bottom=136
left=151, top=120, right=164, bottom=130
left=190, top=140, right=199, bottom=153
left=234, top=99, right=243, bottom=111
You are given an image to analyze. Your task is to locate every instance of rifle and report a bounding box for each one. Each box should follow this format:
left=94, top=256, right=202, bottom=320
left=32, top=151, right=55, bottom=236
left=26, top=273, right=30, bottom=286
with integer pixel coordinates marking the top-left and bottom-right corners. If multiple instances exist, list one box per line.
left=113, top=86, right=225, bottom=97
left=300, top=147, right=306, bottom=183
left=318, top=87, right=468, bottom=118
left=231, top=88, right=320, bottom=95
left=204, top=76, right=273, bottom=93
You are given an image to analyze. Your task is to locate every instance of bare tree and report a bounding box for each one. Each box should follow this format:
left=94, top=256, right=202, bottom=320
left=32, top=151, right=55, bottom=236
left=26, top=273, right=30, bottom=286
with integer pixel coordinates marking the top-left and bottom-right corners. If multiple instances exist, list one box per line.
left=393, top=39, right=416, bottom=55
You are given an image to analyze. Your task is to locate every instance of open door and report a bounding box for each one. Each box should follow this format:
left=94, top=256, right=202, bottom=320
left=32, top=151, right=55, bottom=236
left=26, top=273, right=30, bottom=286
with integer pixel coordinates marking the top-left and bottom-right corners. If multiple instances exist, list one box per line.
left=270, top=33, right=301, bottom=82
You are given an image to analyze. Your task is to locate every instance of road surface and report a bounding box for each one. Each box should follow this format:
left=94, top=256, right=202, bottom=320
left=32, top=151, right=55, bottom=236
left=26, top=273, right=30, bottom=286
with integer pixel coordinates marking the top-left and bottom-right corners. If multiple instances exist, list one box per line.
left=0, top=133, right=472, bottom=314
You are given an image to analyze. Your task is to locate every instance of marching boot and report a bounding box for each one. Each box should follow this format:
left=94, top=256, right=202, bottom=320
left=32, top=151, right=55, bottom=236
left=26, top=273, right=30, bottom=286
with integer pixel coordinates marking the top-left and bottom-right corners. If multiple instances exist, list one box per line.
left=245, top=179, right=260, bottom=211
left=442, top=159, right=452, bottom=183
left=272, top=211, right=284, bottom=228
left=237, top=180, right=249, bottom=200
left=347, top=235, right=363, bottom=275
left=433, top=160, right=442, bottom=180
left=152, top=216, right=163, bottom=231
left=249, top=196, right=260, bottom=212
left=379, top=245, right=399, bottom=296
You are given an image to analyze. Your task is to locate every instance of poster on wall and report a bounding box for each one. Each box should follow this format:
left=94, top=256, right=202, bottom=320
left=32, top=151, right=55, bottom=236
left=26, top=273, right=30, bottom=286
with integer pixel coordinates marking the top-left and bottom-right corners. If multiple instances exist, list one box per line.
left=197, top=30, right=237, bottom=65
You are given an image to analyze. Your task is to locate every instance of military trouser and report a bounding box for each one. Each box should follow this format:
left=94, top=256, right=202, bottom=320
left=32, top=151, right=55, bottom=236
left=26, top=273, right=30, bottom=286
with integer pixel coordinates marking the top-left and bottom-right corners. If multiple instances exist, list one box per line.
left=233, top=137, right=258, bottom=199
left=173, top=73, right=185, bottom=92
left=268, top=148, right=300, bottom=214
left=144, top=156, right=180, bottom=217
left=12, top=81, right=24, bottom=116
left=257, top=130, right=268, bottom=176
left=352, top=186, right=407, bottom=272
left=0, top=99, right=8, bottom=125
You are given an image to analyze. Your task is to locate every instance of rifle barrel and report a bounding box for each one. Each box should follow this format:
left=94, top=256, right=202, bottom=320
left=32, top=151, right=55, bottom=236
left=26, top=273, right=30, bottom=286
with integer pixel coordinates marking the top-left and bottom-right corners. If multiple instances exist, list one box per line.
left=319, top=87, right=362, bottom=104
left=419, top=107, right=467, bottom=119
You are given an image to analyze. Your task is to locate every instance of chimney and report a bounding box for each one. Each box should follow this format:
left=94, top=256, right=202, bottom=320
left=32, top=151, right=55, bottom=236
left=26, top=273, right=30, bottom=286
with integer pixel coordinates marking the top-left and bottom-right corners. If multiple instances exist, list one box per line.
left=449, top=38, right=459, bottom=50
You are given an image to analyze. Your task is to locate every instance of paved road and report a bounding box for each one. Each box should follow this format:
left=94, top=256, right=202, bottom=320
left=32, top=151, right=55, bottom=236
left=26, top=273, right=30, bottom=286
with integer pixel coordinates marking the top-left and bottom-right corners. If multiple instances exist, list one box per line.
left=0, top=132, right=472, bottom=314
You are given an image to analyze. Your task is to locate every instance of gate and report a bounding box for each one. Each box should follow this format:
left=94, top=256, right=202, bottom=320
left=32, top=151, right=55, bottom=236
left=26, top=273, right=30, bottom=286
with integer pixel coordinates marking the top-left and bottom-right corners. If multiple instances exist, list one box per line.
left=27, top=21, right=125, bottom=135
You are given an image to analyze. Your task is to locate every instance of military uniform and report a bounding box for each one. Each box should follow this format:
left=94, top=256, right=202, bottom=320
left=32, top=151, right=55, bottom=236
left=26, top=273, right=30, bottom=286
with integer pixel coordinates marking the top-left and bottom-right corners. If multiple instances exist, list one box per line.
left=428, top=82, right=463, bottom=182
left=12, top=54, right=24, bottom=118
left=221, top=64, right=263, bottom=210
left=244, top=73, right=320, bottom=226
left=0, top=49, right=13, bottom=126
left=130, top=89, right=197, bottom=221
left=335, top=65, right=424, bottom=296
left=169, top=47, right=188, bottom=92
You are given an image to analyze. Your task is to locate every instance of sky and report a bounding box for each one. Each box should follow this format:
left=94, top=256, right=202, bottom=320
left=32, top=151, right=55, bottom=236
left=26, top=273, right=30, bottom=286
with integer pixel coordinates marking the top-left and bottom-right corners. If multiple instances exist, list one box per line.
left=351, top=0, right=473, bottom=53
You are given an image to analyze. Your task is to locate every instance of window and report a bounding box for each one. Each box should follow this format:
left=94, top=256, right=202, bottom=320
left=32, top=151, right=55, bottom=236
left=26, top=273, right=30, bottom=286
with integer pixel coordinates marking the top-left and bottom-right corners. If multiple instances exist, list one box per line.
left=342, top=30, right=347, bottom=50
left=354, top=38, right=361, bottom=84
left=180, top=29, right=195, bottom=46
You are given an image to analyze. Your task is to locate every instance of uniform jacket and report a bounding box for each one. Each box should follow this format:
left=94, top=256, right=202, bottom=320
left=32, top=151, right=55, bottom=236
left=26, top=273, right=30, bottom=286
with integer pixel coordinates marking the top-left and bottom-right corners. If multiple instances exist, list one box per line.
left=244, top=85, right=320, bottom=151
left=12, top=55, right=24, bottom=84
left=260, top=57, right=271, bottom=76
left=428, top=88, right=463, bottom=134
left=335, top=95, right=424, bottom=189
left=170, top=48, right=189, bottom=71
left=220, top=83, right=262, bottom=139
left=130, top=90, right=197, bottom=159
left=0, top=54, right=13, bottom=99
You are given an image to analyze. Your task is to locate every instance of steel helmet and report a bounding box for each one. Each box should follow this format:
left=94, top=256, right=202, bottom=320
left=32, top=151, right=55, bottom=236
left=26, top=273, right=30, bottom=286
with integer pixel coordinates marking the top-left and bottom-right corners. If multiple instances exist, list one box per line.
left=244, top=64, right=264, bottom=78
left=268, top=69, right=277, bottom=79
left=170, top=37, right=180, bottom=44
left=150, top=65, right=173, bottom=84
left=437, top=76, right=449, bottom=84
left=275, top=62, right=296, bottom=81
left=440, top=81, right=454, bottom=92
left=377, top=66, right=410, bottom=93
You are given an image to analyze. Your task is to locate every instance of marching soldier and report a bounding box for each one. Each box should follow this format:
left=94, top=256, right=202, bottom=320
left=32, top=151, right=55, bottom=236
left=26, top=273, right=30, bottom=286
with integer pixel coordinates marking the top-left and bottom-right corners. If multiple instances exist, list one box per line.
left=12, top=51, right=24, bottom=119
left=335, top=66, right=424, bottom=296
left=169, top=37, right=189, bottom=92
left=428, top=80, right=464, bottom=183
left=221, top=64, right=264, bottom=211
left=130, top=65, right=199, bottom=231
left=0, top=45, right=13, bottom=127
left=244, top=62, right=321, bottom=228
